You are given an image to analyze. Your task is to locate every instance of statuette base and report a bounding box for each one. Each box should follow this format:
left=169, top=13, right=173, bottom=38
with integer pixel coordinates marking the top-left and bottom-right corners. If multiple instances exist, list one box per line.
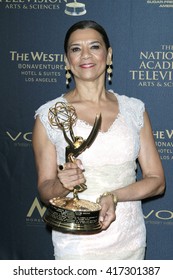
left=44, top=197, right=102, bottom=234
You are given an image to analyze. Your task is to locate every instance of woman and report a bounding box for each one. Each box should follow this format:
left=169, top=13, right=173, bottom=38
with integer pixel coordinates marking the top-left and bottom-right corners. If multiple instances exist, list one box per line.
left=32, top=20, right=165, bottom=260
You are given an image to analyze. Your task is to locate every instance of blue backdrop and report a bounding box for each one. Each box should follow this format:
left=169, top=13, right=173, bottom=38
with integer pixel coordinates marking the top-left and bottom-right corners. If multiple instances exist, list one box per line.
left=0, top=0, right=172, bottom=260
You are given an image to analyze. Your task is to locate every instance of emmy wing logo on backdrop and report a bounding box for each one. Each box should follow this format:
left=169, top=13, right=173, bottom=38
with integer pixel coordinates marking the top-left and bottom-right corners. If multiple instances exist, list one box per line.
left=64, top=0, right=87, bottom=16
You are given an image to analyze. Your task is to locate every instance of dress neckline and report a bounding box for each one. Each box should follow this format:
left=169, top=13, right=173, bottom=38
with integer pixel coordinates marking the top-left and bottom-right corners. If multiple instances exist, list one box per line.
left=76, top=113, right=121, bottom=134
left=61, top=91, right=121, bottom=134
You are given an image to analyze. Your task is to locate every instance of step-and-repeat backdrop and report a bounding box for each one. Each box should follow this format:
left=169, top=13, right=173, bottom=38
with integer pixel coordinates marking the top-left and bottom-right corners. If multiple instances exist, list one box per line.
left=0, top=0, right=173, bottom=260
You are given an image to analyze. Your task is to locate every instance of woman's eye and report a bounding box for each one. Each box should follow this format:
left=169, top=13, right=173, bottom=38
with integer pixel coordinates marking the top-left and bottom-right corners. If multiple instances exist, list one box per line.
left=91, top=45, right=100, bottom=49
left=71, top=47, right=80, bottom=52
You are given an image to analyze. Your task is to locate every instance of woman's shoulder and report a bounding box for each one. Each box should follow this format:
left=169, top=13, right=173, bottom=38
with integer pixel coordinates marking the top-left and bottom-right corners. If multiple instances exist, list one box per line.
left=109, top=90, right=145, bottom=127
left=34, top=95, right=65, bottom=118
left=109, top=90, right=145, bottom=111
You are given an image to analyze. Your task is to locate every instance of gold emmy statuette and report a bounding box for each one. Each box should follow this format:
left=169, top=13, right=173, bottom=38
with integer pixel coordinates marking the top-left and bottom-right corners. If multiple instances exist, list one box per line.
left=44, top=102, right=102, bottom=234
left=64, top=1, right=87, bottom=16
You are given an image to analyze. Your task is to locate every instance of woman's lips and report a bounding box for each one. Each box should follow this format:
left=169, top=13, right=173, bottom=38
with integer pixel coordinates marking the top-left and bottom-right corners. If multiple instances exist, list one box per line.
left=79, top=63, right=95, bottom=69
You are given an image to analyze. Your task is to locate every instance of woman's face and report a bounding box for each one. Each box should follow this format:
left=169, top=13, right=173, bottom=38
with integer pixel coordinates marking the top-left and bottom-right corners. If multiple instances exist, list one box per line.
left=65, top=28, right=112, bottom=82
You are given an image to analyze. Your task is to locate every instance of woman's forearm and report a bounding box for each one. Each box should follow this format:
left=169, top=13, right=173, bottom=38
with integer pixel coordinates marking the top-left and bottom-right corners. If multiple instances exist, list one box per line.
left=38, top=179, right=70, bottom=205
left=113, top=175, right=165, bottom=202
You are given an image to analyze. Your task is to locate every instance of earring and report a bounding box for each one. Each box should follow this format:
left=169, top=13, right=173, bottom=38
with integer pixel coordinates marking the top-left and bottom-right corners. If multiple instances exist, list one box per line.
left=107, top=62, right=112, bottom=82
left=65, top=66, right=71, bottom=85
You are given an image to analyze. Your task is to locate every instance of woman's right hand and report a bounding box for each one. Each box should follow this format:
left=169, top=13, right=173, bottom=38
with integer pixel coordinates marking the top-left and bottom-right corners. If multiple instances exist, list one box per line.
left=57, top=159, right=86, bottom=191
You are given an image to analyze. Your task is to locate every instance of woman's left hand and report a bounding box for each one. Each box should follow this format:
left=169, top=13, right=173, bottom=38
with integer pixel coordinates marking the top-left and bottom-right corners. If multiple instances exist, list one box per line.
left=98, top=196, right=116, bottom=230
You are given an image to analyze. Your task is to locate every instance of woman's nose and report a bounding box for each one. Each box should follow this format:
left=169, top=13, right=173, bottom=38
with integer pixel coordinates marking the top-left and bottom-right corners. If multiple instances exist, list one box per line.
left=81, top=47, right=91, bottom=59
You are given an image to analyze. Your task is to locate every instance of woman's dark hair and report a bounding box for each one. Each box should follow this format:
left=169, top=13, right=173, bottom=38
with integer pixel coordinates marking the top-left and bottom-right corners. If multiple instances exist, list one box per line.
left=64, top=20, right=110, bottom=54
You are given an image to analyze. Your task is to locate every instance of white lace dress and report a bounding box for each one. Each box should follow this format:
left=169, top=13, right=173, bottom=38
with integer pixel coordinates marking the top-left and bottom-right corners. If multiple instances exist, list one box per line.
left=35, top=91, right=146, bottom=260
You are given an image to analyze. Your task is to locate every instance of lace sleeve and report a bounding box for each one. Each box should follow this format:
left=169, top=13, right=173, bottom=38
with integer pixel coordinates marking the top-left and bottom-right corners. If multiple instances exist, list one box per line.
left=34, top=98, right=63, bottom=145
left=129, top=97, right=145, bottom=130
left=118, top=94, right=145, bottom=132
left=34, top=97, right=67, bottom=164
left=115, top=93, right=145, bottom=159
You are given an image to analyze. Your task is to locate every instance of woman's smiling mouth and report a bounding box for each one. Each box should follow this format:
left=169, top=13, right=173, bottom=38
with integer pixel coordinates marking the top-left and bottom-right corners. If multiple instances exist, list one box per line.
left=80, top=63, right=95, bottom=69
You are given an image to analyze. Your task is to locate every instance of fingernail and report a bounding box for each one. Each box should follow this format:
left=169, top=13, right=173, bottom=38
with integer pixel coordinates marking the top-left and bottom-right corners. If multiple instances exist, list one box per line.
left=99, top=216, right=104, bottom=222
left=59, top=165, right=64, bottom=170
left=78, top=163, right=85, bottom=171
